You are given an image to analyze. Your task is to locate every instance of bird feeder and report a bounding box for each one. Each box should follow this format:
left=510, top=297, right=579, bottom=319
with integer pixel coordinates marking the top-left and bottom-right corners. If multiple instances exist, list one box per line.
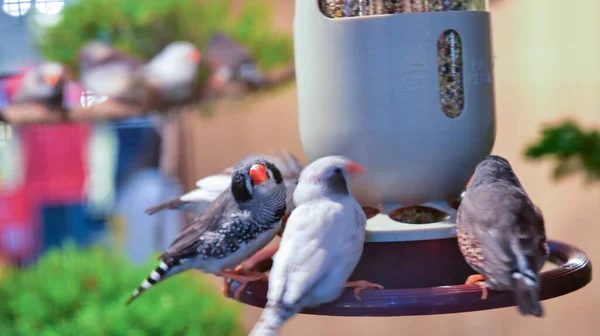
left=225, top=0, right=592, bottom=316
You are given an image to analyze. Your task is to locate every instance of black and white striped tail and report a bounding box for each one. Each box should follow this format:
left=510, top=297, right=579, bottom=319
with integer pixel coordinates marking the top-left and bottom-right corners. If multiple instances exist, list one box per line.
left=126, top=259, right=179, bottom=306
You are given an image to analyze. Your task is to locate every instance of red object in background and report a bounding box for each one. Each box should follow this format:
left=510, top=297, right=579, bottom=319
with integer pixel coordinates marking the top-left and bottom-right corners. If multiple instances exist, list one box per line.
left=0, top=188, right=34, bottom=263
left=20, top=123, right=91, bottom=205
left=2, top=65, right=33, bottom=102
left=0, top=123, right=92, bottom=264
left=0, top=71, right=92, bottom=264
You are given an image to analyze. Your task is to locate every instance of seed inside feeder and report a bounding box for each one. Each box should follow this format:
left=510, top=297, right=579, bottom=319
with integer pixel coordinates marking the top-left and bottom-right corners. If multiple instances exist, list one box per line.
left=389, top=205, right=450, bottom=224
left=437, top=29, right=464, bottom=118
left=318, top=0, right=485, bottom=18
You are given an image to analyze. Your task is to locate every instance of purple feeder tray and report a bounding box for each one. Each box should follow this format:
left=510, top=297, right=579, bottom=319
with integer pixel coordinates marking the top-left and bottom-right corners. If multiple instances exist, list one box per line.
left=224, top=239, right=592, bottom=316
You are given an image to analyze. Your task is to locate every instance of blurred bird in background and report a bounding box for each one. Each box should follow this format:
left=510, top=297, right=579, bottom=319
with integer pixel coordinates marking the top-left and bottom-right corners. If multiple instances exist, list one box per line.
left=141, top=41, right=203, bottom=104
left=126, top=155, right=287, bottom=305
left=204, top=32, right=265, bottom=90
left=457, top=155, right=549, bottom=317
left=12, top=62, right=66, bottom=109
left=249, top=156, right=383, bottom=336
left=1, top=62, right=68, bottom=121
left=78, top=41, right=147, bottom=104
left=79, top=41, right=203, bottom=107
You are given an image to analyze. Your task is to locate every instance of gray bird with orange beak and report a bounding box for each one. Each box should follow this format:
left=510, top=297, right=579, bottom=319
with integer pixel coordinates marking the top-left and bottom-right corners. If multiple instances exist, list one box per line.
left=457, top=155, right=549, bottom=317
left=12, top=62, right=66, bottom=109
left=126, top=155, right=287, bottom=305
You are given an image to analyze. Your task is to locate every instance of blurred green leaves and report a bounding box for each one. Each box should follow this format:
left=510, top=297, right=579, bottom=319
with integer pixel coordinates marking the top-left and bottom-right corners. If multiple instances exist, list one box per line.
left=524, top=121, right=600, bottom=182
left=0, top=243, right=244, bottom=335
left=35, top=0, right=293, bottom=76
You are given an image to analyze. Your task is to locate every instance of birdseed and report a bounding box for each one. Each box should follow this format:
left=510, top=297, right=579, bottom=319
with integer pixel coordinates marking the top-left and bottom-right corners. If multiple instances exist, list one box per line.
left=389, top=206, right=450, bottom=224
left=318, top=0, right=482, bottom=117
left=437, top=30, right=464, bottom=118
left=319, top=1, right=481, bottom=17
left=320, top=0, right=371, bottom=18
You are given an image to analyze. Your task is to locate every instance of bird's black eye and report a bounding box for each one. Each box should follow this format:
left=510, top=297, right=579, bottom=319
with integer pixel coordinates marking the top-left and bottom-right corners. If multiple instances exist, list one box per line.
left=334, top=168, right=342, bottom=175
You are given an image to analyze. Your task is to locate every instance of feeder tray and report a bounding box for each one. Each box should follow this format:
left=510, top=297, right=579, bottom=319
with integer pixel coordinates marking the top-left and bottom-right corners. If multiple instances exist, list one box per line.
left=225, top=238, right=592, bottom=316
left=225, top=201, right=592, bottom=316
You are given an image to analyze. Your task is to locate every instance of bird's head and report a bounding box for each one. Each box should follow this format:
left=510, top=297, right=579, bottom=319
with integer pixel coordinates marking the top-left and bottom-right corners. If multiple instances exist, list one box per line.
left=230, top=157, right=286, bottom=206
left=469, top=155, right=521, bottom=189
left=295, top=156, right=367, bottom=202
left=38, top=62, right=65, bottom=90
left=159, top=41, right=202, bottom=66
left=78, top=41, right=117, bottom=69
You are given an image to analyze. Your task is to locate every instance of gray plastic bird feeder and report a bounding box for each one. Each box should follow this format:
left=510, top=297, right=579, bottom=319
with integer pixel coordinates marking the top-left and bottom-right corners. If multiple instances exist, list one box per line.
left=225, top=0, right=592, bottom=316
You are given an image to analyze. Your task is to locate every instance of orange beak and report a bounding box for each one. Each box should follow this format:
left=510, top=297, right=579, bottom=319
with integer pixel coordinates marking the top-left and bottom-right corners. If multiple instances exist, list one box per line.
left=43, top=73, right=62, bottom=86
left=249, top=164, right=269, bottom=185
left=345, top=161, right=367, bottom=176
left=188, top=49, right=202, bottom=64
left=466, top=175, right=474, bottom=189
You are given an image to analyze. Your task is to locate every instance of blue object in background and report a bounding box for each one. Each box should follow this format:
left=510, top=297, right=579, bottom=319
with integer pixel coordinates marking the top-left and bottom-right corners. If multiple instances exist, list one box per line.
left=112, top=117, right=158, bottom=189
left=41, top=204, right=92, bottom=251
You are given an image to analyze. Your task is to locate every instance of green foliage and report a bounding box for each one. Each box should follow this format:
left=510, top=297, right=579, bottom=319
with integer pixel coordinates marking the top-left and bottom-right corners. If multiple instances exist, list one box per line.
left=524, top=120, right=600, bottom=182
left=0, top=243, right=244, bottom=336
left=35, top=0, right=293, bottom=75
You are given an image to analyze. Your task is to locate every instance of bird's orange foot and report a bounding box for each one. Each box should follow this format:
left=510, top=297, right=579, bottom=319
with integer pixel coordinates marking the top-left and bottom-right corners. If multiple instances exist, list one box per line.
left=465, top=274, right=488, bottom=300
left=344, top=280, right=385, bottom=301
left=220, top=268, right=268, bottom=300
left=221, top=264, right=249, bottom=298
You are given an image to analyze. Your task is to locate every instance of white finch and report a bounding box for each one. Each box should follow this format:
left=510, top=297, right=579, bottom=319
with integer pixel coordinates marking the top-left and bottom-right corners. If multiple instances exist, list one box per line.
left=249, top=156, right=383, bottom=336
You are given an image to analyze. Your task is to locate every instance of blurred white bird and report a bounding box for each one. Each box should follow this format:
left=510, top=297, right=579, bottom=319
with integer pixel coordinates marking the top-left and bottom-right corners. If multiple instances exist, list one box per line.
left=12, top=62, right=66, bottom=109
left=141, top=41, right=202, bottom=103
left=249, top=156, right=383, bottom=336
left=78, top=41, right=146, bottom=103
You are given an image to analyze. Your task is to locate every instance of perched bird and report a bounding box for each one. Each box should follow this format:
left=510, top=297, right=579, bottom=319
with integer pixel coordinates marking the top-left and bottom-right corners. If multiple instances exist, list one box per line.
left=126, top=155, right=287, bottom=305
left=145, top=149, right=304, bottom=225
left=457, top=155, right=549, bottom=317
left=204, top=32, right=264, bottom=90
left=141, top=41, right=202, bottom=103
left=249, top=156, right=384, bottom=336
left=78, top=41, right=146, bottom=103
left=12, top=62, right=66, bottom=109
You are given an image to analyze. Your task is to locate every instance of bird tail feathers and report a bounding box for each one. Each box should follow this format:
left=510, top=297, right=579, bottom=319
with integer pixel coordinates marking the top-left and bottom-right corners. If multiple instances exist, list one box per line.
left=144, top=198, right=187, bottom=215
left=248, top=301, right=299, bottom=336
left=511, top=271, right=543, bottom=317
left=125, top=259, right=180, bottom=306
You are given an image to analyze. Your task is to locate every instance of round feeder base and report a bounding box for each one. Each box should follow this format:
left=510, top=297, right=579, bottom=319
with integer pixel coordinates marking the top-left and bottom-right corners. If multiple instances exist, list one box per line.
left=224, top=239, right=592, bottom=316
